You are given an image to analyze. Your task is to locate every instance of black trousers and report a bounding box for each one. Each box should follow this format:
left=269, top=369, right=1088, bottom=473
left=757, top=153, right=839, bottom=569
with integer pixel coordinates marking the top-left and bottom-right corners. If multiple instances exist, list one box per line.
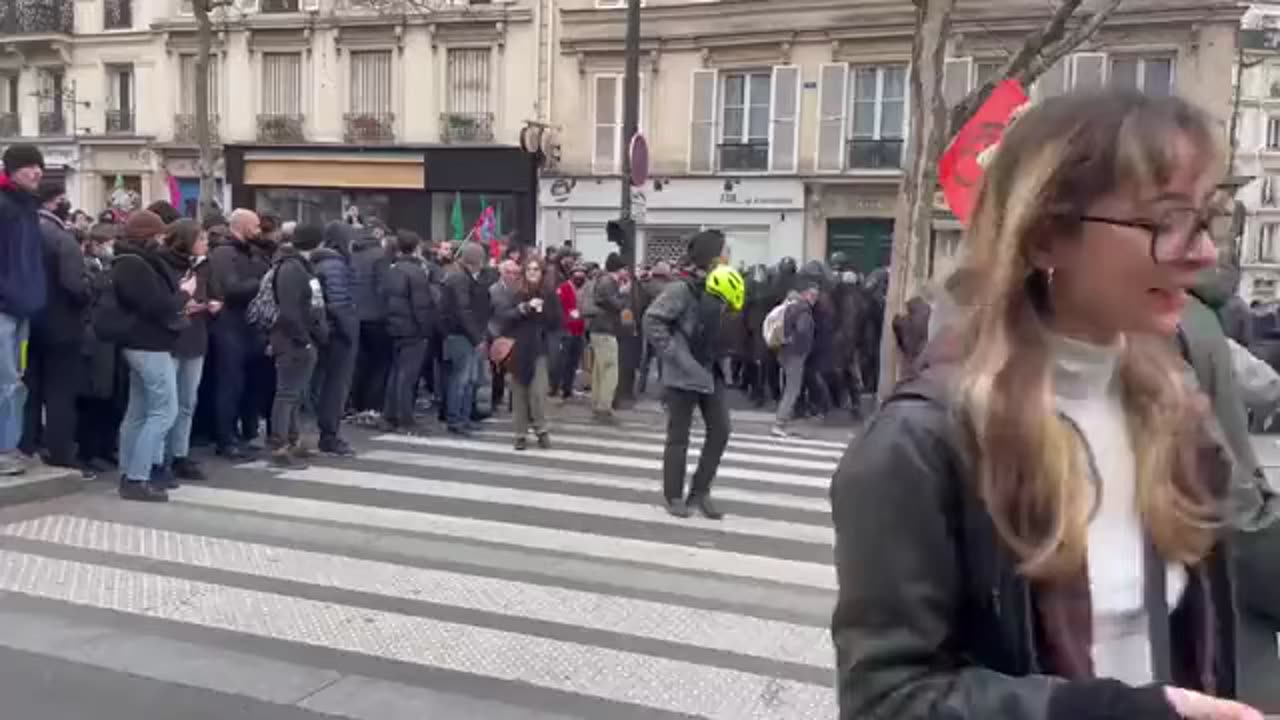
left=20, top=338, right=81, bottom=465
left=270, top=344, right=317, bottom=449
left=556, top=334, right=586, bottom=398
left=313, top=332, right=358, bottom=441
left=384, top=337, right=428, bottom=426
left=76, top=396, right=120, bottom=463
left=211, top=322, right=270, bottom=448
left=353, top=321, right=392, bottom=413
left=662, top=380, right=731, bottom=501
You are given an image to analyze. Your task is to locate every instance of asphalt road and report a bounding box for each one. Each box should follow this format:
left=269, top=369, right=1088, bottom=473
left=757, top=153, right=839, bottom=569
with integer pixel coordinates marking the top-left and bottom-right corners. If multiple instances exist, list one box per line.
left=0, top=399, right=850, bottom=720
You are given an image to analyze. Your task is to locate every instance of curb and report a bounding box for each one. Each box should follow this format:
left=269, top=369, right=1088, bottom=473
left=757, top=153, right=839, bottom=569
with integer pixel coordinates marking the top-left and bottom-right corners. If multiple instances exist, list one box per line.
left=0, top=466, right=83, bottom=508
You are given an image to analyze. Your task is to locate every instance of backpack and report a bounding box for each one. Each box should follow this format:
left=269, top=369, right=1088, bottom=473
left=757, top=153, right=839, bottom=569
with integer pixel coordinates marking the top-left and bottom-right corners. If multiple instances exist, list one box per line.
left=90, top=257, right=142, bottom=344
left=246, top=266, right=280, bottom=332
left=763, top=300, right=791, bottom=349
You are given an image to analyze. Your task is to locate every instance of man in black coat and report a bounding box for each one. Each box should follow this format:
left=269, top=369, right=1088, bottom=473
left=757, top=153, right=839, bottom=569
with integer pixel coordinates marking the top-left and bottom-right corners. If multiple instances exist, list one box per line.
left=268, top=225, right=328, bottom=469
left=309, top=222, right=360, bottom=456
left=20, top=178, right=90, bottom=471
left=440, top=242, right=490, bottom=435
left=381, top=231, right=436, bottom=433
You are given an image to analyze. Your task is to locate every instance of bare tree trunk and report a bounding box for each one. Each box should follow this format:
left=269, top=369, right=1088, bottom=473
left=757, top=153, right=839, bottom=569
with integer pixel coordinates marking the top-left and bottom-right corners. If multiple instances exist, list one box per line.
left=878, top=0, right=954, bottom=398
left=194, top=0, right=217, bottom=221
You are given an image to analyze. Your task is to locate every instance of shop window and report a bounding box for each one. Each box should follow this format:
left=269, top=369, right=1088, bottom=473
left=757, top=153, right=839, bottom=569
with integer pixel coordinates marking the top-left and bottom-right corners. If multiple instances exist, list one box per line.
left=432, top=192, right=513, bottom=244
left=256, top=188, right=342, bottom=227
left=103, top=175, right=143, bottom=216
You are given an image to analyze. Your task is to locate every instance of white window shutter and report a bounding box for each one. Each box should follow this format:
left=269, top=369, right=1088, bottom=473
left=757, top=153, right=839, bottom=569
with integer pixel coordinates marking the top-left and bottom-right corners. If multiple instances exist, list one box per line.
left=942, top=57, right=972, bottom=108
left=688, top=68, right=718, bottom=173
left=815, top=63, right=848, bottom=173
left=238, top=0, right=259, bottom=12
left=592, top=74, right=620, bottom=174
left=1034, top=60, right=1068, bottom=100
left=768, top=65, right=799, bottom=173
left=1070, top=52, right=1107, bottom=90
left=302, top=0, right=320, bottom=10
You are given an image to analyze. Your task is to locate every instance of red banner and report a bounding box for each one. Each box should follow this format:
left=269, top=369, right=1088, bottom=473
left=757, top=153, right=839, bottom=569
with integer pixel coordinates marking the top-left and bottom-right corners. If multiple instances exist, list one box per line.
left=938, top=79, right=1029, bottom=226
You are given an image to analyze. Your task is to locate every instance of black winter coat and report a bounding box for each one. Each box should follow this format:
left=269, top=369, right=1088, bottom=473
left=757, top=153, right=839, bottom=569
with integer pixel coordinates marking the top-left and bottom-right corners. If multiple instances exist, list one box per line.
left=383, top=255, right=436, bottom=339
left=33, top=210, right=90, bottom=347
left=311, top=244, right=359, bottom=344
left=351, top=234, right=390, bottom=323
left=208, top=234, right=272, bottom=315
left=494, top=287, right=562, bottom=386
left=270, top=247, right=328, bottom=353
left=158, top=248, right=212, bottom=358
left=441, top=268, right=490, bottom=346
left=111, top=240, right=189, bottom=353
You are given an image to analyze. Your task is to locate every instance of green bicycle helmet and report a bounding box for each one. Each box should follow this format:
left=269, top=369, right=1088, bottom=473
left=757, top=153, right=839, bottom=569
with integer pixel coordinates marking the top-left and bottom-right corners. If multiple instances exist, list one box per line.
left=705, top=264, right=745, bottom=313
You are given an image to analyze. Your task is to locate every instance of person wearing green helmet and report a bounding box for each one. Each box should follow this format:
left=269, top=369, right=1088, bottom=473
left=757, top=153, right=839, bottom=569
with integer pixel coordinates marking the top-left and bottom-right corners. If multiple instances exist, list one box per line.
left=642, top=229, right=737, bottom=519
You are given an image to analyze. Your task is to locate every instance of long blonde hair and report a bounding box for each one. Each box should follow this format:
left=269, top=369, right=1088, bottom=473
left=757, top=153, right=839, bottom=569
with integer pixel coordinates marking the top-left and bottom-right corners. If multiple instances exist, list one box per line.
left=949, top=90, right=1222, bottom=579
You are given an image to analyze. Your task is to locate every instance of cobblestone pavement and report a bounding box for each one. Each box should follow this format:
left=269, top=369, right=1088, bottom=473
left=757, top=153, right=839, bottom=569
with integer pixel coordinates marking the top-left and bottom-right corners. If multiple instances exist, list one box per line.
left=0, top=399, right=850, bottom=719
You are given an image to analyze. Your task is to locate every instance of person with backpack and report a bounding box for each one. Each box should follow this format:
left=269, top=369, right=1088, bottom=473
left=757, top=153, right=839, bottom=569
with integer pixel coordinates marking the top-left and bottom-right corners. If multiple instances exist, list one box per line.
left=262, top=224, right=328, bottom=468
left=111, top=210, right=194, bottom=502
left=772, top=281, right=819, bottom=438
left=642, top=230, right=741, bottom=520
left=381, top=231, right=436, bottom=434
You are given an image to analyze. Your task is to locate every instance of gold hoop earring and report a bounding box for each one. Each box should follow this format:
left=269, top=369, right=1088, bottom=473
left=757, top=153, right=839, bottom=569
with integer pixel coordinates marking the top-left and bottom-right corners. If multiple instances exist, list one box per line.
left=1046, top=267, right=1056, bottom=287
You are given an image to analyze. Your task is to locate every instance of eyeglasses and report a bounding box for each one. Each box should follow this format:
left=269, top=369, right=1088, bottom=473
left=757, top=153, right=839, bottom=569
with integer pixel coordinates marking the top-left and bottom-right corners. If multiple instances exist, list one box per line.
left=1079, top=207, right=1233, bottom=264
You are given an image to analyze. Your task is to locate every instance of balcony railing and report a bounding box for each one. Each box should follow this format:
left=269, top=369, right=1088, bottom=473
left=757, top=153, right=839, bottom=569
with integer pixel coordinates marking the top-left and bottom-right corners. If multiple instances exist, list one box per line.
left=38, top=111, right=65, bottom=136
left=260, top=0, right=299, bottom=12
left=344, top=112, right=395, bottom=144
left=847, top=138, right=904, bottom=170
left=105, top=108, right=134, bottom=134
left=440, top=112, right=494, bottom=143
left=0, top=112, right=18, bottom=137
left=257, top=113, right=305, bottom=143
left=174, top=113, right=220, bottom=144
left=0, top=0, right=74, bottom=35
left=103, top=0, right=131, bottom=29
left=717, top=142, right=769, bottom=172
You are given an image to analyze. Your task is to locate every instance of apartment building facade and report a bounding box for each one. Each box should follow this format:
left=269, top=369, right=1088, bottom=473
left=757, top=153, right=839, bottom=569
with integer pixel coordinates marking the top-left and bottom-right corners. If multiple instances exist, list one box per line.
left=0, top=0, right=540, bottom=234
left=1234, top=4, right=1280, bottom=302
left=543, top=0, right=1241, bottom=271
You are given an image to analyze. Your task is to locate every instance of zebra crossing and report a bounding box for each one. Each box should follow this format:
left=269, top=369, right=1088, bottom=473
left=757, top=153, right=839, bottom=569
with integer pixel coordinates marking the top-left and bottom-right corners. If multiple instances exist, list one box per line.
left=0, top=414, right=849, bottom=719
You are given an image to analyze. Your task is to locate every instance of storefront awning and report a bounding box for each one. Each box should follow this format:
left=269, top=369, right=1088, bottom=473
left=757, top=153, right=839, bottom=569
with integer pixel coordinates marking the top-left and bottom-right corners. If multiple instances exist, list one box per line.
left=242, top=152, right=425, bottom=190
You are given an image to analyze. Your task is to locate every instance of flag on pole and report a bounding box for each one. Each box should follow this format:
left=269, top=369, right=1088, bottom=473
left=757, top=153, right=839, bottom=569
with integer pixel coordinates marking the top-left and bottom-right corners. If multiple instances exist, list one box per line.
left=450, top=192, right=466, bottom=241
left=938, top=79, right=1029, bottom=226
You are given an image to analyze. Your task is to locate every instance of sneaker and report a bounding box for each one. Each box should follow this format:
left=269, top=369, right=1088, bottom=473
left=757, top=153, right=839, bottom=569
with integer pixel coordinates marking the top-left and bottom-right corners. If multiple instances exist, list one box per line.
left=151, top=464, right=180, bottom=490
left=514, top=437, right=528, bottom=451
left=665, top=497, right=691, bottom=518
left=687, top=494, right=725, bottom=520
left=119, top=478, right=169, bottom=502
left=447, top=425, right=473, bottom=438
left=592, top=410, right=620, bottom=426
left=318, top=437, right=357, bottom=457
left=536, top=432, right=552, bottom=450
left=289, top=444, right=315, bottom=460
left=270, top=449, right=307, bottom=469
left=172, top=457, right=207, bottom=481
left=770, top=424, right=791, bottom=438
left=216, top=445, right=255, bottom=461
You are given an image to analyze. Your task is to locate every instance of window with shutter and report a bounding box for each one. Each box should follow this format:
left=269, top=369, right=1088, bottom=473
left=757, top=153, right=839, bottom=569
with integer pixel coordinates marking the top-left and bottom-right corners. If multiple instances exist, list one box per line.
left=593, top=74, right=620, bottom=174
left=974, top=61, right=1003, bottom=90
left=258, top=53, right=304, bottom=142
left=815, top=63, right=848, bottom=172
left=719, top=70, right=771, bottom=172
left=942, top=57, right=972, bottom=108
left=688, top=69, right=717, bottom=173
left=1070, top=52, right=1107, bottom=90
left=1109, top=56, right=1174, bottom=96
left=1267, top=117, right=1280, bottom=150
left=848, top=65, right=907, bottom=170
left=347, top=51, right=394, bottom=142
left=1034, top=60, right=1068, bottom=100
left=769, top=65, right=799, bottom=173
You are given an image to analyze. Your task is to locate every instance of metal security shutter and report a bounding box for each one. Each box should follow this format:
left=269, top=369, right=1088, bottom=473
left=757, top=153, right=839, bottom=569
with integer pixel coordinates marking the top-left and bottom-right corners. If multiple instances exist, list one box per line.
left=643, top=225, right=700, bottom=265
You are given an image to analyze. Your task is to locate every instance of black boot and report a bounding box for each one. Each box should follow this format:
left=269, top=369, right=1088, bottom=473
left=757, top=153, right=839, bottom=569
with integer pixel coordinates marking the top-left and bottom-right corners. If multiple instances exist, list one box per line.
left=172, top=457, right=207, bottom=481
left=665, top=497, right=690, bottom=518
left=119, top=477, right=169, bottom=502
left=687, top=494, right=724, bottom=520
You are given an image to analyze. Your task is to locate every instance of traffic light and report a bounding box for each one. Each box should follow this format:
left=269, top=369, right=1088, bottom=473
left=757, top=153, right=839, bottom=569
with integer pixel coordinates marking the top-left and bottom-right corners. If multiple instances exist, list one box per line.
left=606, top=218, right=636, bottom=266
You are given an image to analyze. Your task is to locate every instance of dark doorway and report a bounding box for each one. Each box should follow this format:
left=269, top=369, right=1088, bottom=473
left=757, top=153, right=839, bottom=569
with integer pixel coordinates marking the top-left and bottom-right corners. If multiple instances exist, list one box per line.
left=827, top=218, right=894, bottom=274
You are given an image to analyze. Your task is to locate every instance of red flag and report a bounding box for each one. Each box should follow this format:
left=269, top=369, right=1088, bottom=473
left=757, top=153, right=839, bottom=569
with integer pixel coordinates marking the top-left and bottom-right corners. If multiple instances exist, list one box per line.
left=938, top=79, right=1029, bottom=226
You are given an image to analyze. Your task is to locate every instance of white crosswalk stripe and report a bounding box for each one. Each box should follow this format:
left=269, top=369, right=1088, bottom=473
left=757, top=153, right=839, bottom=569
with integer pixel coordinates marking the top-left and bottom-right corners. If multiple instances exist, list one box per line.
left=0, top=417, right=840, bottom=719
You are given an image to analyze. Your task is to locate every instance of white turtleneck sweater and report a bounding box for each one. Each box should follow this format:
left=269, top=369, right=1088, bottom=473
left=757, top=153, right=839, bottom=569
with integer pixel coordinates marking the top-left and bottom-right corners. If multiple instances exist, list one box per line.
left=1048, top=333, right=1187, bottom=686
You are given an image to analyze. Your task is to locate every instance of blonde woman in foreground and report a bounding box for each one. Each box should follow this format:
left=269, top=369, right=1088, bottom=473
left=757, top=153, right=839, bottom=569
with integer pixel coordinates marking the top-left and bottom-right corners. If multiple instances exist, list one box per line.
left=830, top=90, right=1261, bottom=720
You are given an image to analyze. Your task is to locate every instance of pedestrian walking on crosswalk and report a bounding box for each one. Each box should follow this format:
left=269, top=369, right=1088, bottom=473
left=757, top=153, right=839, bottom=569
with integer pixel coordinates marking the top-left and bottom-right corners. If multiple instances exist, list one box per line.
left=643, top=230, right=742, bottom=520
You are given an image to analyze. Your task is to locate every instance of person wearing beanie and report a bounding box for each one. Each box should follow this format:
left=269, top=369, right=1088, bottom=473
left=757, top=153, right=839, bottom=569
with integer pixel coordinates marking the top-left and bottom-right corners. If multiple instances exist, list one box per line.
left=20, top=176, right=90, bottom=473
left=111, top=209, right=196, bottom=502
left=0, top=143, right=48, bottom=475
left=440, top=242, right=493, bottom=435
left=641, top=228, right=732, bottom=520
left=588, top=252, right=630, bottom=423
left=266, top=223, right=327, bottom=468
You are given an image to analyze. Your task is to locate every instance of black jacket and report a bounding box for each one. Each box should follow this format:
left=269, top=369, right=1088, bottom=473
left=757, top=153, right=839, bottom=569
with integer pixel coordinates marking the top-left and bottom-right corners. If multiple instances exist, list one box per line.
left=270, top=247, right=328, bottom=353
left=588, top=273, right=628, bottom=336
left=494, top=285, right=562, bottom=386
left=441, top=267, right=490, bottom=346
left=158, top=248, right=212, bottom=358
left=830, top=372, right=1237, bottom=720
left=110, top=240, right=189, bottom=353
left=33, top=209, right=90, bottom=346
left=351, top=232, right=390, bottom=323
left=312, top=235, right=358, bottom=345
left=384, top=255, right=436, bottom=340
left=208, top=234, right=272, bottom=315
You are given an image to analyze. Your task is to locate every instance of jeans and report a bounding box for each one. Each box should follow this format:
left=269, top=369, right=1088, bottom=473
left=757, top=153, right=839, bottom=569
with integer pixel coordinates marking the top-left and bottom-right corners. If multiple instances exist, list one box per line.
left=590, top=334, right=619, bottom=414
left=384, top=337, right=428, bottom=426
left=444, top=334, right=480, bottom=430
left=20, top=338, right=80, bottom=464
left=166, top=355, right=205, bottom=462
left=119, top=349, right=179, bottom=482
left=663, top=380, right=731, bottom=501
left=270, top=344, right=318, bottom=449
left=0, top=313, right=28, bottom=454
left=557, top=334, right=585, bottom=398
left=314, top=332, right=358, bottom=440
left=776, top=353, right=807, bottom=426
left=512, top=356, right=550, bottom=438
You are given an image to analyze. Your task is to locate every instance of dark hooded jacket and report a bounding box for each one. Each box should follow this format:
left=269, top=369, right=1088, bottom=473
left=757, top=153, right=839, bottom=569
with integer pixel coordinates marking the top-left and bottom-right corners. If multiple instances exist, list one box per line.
left=351, top=230, right=390, bottom=323
left=0, top=173, right=47, bottom=318
left=157, top=247, right=212, bottom=358
left=269, top=245, right=328, bottom=352
left=311, top=222, right=359, bottom=344
left=383, top=254, right=436, bottom=340
left=33, top=208, right=89, bottom=346
left=110, top=239, right=190, bottom=352
left=208, top=231, right=272, bottom=316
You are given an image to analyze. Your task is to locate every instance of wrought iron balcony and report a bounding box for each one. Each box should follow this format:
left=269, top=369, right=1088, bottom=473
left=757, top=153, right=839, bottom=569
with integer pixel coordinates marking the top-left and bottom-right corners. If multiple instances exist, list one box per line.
left=174, top=113, right=220, bottom=144
left=105, top=108, right=133, bottom=134
left=0, top=0, right=74, bottom=35
left=847, top=138, right=904, bottom=170
left=717, top=142, right=769, bottom=172
left=103, top=0, right=130, bottom=29
left=38, top=111, right=65, bottom=136
left=344, top=112, right=395, bottom=144
left=440, top=112, right=494, bottom=143
left=257, top=113, right=305, bottom=143
left=0, top=112, right=18, bottom=137
left=261, top=0, right=299, bottom=12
